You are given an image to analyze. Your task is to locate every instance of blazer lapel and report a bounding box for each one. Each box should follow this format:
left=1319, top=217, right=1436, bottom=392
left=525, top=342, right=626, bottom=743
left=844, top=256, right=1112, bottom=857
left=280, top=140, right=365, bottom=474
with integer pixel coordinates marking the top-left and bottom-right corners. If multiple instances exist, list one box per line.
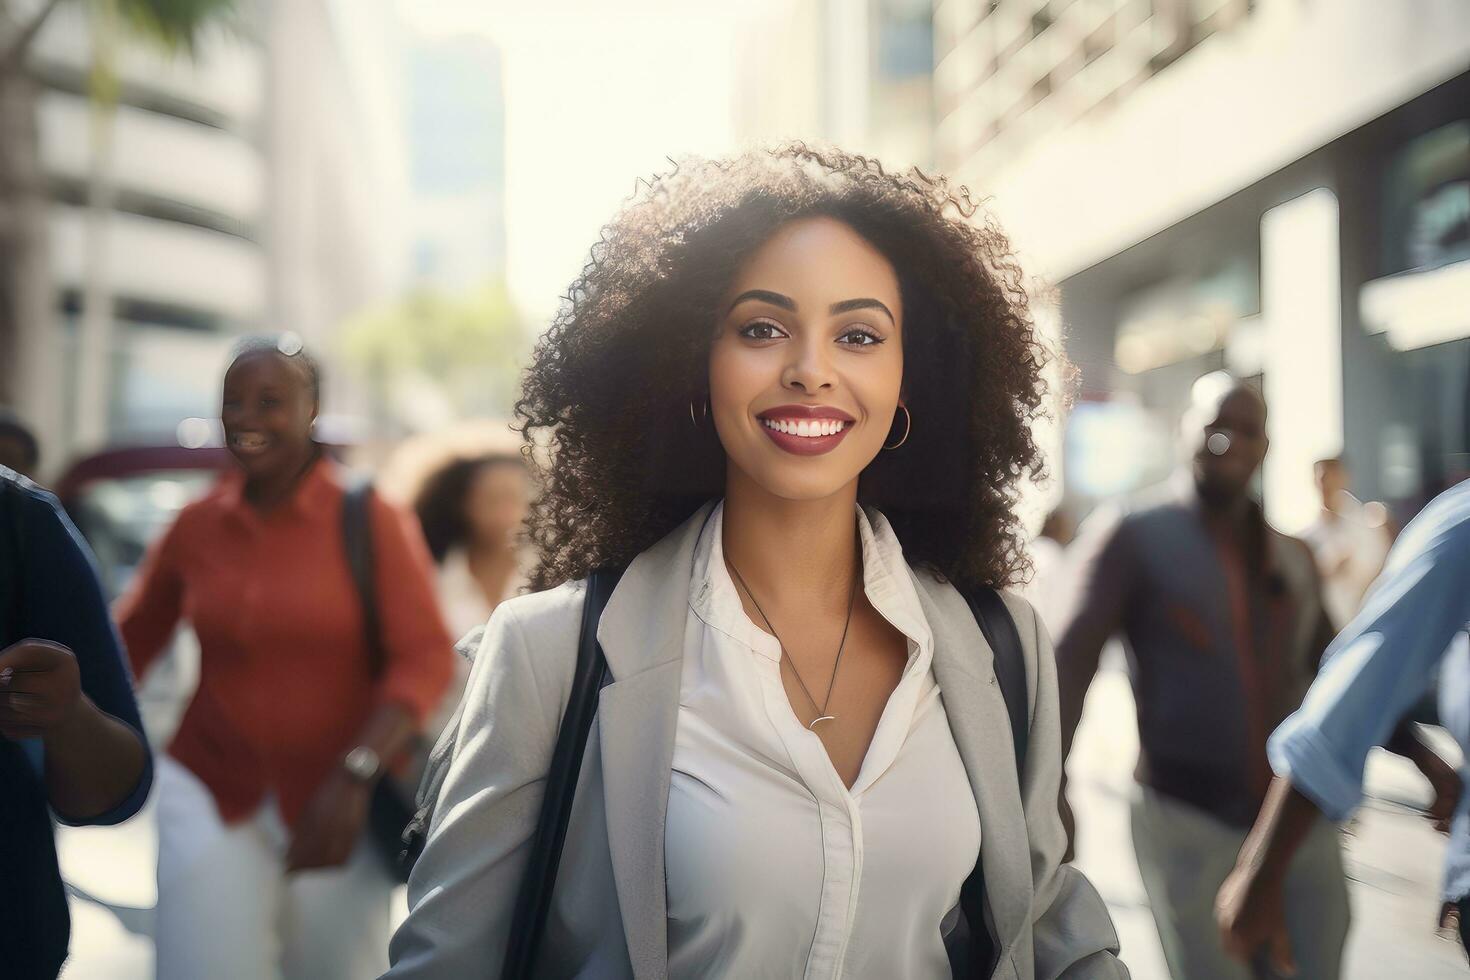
left=597, top=662, right=681, bottom=979
left=915, top=575, right=1033, bottom=958
left=593, top=502, right=716, bottom=980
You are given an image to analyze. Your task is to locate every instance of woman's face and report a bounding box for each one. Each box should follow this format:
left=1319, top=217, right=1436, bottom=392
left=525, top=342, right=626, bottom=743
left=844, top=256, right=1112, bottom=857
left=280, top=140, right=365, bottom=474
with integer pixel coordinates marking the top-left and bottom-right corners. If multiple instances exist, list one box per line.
left=220, top=351, right=317, bottom=482
left=465, top=461, right=530, bottom=548
left=708, top=216, right=904, bottom=502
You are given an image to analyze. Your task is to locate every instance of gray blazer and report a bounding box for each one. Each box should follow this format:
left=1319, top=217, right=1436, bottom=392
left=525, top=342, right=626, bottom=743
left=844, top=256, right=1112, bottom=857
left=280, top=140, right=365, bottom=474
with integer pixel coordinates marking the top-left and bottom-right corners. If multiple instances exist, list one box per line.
left=386, top=503, right=1127, bottom=979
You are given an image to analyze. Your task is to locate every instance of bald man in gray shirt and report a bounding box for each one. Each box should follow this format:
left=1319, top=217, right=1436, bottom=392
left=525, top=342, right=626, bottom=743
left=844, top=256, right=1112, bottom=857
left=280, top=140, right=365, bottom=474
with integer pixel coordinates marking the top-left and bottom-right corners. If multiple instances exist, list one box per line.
left=1053, top=374, right=1346, bottom=980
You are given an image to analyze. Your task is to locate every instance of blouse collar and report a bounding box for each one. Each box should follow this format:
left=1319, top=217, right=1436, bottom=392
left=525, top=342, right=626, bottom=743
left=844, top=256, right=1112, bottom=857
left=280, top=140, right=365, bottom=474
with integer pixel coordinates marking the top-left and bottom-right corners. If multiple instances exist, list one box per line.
left=689, top=499, right=934, bottom=664
left=217, top=453, right=339, bottom=523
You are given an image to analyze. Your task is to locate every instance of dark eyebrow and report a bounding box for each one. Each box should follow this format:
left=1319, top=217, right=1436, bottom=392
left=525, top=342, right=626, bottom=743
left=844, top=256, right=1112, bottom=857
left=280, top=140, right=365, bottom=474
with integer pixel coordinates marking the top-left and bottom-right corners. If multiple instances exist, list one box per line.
left=727, top=289, right=796, bottom=313
left=829, top=297, right=895, bottom=322
left=727, top=290, right=895, bottom=323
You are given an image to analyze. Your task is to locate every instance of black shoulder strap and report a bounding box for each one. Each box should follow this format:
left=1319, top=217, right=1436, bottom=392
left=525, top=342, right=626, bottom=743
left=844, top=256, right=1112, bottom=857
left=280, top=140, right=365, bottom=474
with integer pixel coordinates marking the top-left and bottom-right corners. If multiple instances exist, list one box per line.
left=341, top=479, right=386, bottom=678
left=502, top=565, right=624, bottom=980
left=962, top=587, right=1028, bottom=772
left=952, top=586, right=1029, bottom=980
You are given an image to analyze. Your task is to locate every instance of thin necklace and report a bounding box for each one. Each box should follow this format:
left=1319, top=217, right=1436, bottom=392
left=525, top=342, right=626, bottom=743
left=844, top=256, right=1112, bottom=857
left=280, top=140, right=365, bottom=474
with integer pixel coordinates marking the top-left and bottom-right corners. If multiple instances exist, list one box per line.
left=726, top=556, right=860, bottom=730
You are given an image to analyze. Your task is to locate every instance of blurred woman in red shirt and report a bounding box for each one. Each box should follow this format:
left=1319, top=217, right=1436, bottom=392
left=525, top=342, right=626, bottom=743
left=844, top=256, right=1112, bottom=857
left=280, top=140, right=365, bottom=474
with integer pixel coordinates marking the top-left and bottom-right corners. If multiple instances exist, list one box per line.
left=119, top=336, right=453, bottom=980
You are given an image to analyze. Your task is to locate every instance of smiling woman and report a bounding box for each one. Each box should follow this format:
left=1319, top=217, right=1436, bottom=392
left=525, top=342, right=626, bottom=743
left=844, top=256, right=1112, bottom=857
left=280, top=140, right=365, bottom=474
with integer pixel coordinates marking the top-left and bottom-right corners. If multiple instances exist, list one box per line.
left=116, top=334, right=454, bottom=980
left=517, top=144, right=1054, bottom=595
left=387, top=143, right=1126, bottom=980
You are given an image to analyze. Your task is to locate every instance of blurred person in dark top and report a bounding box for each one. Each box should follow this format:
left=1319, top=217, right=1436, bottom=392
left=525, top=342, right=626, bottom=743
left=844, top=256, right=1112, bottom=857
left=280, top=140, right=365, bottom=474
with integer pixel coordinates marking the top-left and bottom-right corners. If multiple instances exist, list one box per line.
left=1, top=467, right=152, bottom=980
left=1019, top=506, right=1076, bottom=628
left=0, top=407, right=41, bottom=478
left=1301, top=456, right=1394, bottom=631
left=412, top=450, right=531, bottom=737
left=1217, top=477, right=1470, bottom=972
left=117, top=335, right=453, bottom=980
left=1052, top=372, right=1350, bottom=979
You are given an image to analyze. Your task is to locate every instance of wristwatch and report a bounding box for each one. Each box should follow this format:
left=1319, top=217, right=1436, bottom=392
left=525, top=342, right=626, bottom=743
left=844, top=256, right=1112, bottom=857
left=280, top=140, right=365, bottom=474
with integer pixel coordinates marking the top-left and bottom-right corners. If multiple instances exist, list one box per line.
left=342, top=745, right=382, bottom=783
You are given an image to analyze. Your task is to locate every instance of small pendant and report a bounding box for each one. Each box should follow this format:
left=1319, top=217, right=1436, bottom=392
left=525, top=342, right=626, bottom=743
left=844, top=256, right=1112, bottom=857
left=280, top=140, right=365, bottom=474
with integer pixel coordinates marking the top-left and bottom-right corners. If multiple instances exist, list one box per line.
left=808, top=715, right=836, bottom=730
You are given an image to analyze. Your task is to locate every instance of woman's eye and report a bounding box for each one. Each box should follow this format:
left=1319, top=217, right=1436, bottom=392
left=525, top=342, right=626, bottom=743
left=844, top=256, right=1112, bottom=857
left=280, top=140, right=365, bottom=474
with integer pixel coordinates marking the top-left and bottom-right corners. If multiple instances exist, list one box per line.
left=738, top=320, right=787, bottom=341
left=839, top=328, right=882, bottom=347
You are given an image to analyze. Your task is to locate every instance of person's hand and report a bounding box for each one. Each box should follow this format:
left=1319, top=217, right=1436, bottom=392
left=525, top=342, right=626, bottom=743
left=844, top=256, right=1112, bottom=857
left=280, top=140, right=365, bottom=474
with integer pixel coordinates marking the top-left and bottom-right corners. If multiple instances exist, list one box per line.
left=285, top=768, right=372, bottom=872
left=1416, top=750, right=1462, bottom=834
left=0, top=639, right=84, bottom=740
left=1216, top=864, right=1296, bottom=976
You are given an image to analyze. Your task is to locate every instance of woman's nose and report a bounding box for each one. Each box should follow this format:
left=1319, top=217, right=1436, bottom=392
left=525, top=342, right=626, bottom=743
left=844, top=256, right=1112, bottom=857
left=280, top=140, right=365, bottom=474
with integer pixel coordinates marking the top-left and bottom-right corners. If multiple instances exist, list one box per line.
left=781, top=340, right=836, bottom=393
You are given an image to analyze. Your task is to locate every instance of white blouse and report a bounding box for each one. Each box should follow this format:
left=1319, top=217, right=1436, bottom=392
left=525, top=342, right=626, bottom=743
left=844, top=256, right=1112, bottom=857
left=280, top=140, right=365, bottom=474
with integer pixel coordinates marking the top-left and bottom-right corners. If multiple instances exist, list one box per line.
left=665, top=502, right=982, bottom=979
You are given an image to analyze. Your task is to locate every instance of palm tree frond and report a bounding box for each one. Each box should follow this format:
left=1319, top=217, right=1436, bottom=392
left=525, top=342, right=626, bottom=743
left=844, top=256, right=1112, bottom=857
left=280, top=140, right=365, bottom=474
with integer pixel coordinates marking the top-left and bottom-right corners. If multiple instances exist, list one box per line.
left=113, top=0, right=237, bottom=57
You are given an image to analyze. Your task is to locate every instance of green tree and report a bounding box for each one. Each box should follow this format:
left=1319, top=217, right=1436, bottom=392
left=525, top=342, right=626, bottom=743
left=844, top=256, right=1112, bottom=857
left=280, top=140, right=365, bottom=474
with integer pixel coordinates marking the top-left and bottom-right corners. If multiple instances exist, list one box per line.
left=339, top=281, right=529, bottom=432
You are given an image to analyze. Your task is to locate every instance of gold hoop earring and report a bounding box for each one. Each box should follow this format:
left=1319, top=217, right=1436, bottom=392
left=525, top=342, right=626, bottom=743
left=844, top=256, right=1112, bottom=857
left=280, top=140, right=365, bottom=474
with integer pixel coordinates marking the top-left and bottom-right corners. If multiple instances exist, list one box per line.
left=689, top=397, right=709, bottom=427
left=883, top=405, right=911, bottom=450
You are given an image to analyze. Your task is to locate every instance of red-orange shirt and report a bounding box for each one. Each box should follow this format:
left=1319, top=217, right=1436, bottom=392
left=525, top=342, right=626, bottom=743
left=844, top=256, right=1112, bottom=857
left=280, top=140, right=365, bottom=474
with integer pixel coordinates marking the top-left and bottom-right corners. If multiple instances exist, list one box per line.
left=117, top=459, right=454, bottom=827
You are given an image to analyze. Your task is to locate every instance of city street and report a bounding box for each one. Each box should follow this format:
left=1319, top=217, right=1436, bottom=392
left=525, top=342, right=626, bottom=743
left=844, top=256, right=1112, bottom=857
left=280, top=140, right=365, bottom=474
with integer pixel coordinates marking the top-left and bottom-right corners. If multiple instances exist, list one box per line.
left=53, top=647, right=1469, bottom=978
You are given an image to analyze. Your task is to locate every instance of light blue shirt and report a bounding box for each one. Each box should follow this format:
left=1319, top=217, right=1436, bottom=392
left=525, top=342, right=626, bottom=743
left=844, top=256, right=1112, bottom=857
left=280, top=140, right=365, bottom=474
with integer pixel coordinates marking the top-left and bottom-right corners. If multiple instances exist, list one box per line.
left=1269, top=479, right=1470, bottom=898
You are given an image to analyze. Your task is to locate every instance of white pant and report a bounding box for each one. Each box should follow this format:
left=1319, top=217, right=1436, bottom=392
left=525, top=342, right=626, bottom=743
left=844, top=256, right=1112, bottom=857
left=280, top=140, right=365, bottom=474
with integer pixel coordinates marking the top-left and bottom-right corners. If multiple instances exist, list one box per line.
left=1131, top=784, right=1350, bottom=980
left=154, top=756, right=393, bottom=980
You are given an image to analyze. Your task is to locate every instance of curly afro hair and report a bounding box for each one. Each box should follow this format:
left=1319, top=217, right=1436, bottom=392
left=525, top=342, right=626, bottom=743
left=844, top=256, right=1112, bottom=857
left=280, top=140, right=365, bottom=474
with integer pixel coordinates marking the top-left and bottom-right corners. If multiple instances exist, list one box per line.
left=516, top=142, right=1054, bottom=593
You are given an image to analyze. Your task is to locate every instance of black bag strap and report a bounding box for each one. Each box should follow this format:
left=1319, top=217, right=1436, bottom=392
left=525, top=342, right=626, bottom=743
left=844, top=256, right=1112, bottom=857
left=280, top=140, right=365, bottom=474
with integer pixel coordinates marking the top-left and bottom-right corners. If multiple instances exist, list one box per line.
left=502, top=565, right=624, bottom=980
left=341, top=479, right=387, bottom=678
left=963, top=587, right=1028, bottom=772
left=952, top=585, right=1029, bottom=980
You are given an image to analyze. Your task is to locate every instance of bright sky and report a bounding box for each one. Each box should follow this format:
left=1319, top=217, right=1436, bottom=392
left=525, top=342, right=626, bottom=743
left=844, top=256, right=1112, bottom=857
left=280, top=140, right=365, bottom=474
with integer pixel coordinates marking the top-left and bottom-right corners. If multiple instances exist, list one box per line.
left=394, top=0, right=760, bottom=322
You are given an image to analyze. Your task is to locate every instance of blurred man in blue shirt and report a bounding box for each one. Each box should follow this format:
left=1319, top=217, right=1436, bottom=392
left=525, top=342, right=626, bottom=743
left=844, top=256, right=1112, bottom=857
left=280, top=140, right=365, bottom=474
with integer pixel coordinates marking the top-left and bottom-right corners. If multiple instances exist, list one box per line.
left=1216, top=478, right=1470, bottom=971
left=1, top=466, right=154, bottom=979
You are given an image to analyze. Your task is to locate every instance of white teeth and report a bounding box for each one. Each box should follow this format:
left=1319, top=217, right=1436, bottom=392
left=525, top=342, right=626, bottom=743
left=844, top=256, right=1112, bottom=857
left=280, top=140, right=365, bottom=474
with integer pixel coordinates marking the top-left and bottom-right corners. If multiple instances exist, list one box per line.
left=234, top=433, right=267, bottom=450
left=762, top=418, right=847, bottom=438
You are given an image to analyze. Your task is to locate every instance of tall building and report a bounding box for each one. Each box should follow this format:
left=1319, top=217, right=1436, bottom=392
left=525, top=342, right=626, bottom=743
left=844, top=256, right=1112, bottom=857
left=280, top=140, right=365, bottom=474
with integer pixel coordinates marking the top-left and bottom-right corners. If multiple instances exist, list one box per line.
left=28, top=0, right=265, bottom=457
left=734, top=0, right=936, bottom=170
left=16, top=0, right=401, bottom=468
left=935, top=0, right=1470, bottom=530
left=403, top=33, right=506, bottom=288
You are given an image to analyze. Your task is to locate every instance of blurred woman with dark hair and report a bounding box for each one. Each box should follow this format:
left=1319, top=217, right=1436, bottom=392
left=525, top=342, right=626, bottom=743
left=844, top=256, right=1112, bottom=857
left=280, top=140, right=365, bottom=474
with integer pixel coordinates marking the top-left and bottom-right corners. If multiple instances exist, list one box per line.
left=413, top=452, right=531, bottom=640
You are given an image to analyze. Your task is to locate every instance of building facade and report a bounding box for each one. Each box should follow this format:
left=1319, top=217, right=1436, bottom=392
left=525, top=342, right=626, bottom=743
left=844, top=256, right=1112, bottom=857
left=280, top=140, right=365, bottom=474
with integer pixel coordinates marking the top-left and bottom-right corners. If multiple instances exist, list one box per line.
left=935, top=0, right=1470, bottom=531
left=17, top=0, right=398, bottom=471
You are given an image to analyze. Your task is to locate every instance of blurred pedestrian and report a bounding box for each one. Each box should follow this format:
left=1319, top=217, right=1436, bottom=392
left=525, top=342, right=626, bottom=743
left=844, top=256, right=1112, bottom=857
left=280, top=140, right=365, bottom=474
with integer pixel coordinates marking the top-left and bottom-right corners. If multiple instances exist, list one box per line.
left=117, top=335, right=453, bottom=980
left=1053, top=372, right=1350, bottom=979
left=412, top=451, right=530, bottom=640
left=1216, top=477, right=1470, bottom=970
left=412, top=450, right=531, bottom=738
left=1020, top=506, right=1076, bottom=628
left=1, top=467, right=152, bottom=979
left=0, top=406, right=40, bottom=478
left=1301, top=456, right=1394, bottom=630
left=387, top=146, right=1125, bottom=979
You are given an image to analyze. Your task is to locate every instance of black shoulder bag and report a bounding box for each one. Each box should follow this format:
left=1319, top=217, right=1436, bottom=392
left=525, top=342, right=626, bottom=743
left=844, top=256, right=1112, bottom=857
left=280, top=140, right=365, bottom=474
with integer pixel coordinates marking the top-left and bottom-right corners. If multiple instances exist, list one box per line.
left=499, top=573, right=1027, bottom=980
left=340, top=479, right=431, bottom=883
